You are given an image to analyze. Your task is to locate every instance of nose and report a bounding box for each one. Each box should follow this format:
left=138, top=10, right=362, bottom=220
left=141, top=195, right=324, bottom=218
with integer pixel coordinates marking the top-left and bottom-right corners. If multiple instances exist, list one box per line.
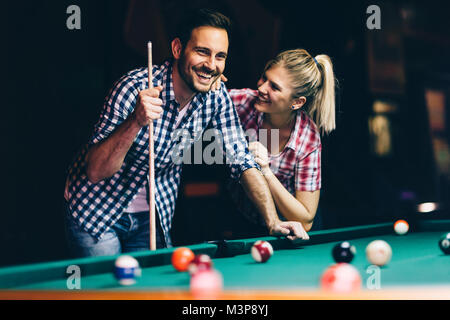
left=258, top=80, right=269, bottom=94
left=203, top=56, right=216, bottom=72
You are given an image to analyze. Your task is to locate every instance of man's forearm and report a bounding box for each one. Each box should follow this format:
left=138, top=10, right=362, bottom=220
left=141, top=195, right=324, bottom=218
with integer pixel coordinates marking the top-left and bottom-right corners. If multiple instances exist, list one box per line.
left=86, top=114, right=142, bottom=183
left=239, top=168, right=280, bottom=230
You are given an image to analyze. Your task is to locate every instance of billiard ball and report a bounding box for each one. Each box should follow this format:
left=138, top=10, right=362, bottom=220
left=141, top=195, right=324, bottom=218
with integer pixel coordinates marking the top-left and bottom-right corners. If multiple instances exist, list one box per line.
left=394, top=220, right=409, bottom=235
left=114, top=255, right=141, bottom=286
left=251, top=240, right=273, bottom=263
left=366, top=240, right=392, bottom=266
left=190, top=269, right=223, bottom=299
left=320, top=263, right=361, bottom=293
left=171, top=247, right=195, bottom=272
left=188, top=254, right=213, bottom=275
left=438, top=233, right=450, bottom=254
left=332, top=241, right=356, bottom=263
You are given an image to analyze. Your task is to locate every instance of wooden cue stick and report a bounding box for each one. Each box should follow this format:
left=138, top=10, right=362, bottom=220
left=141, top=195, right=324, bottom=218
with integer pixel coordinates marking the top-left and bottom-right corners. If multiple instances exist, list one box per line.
left=147, top=41, right=156, bottom=251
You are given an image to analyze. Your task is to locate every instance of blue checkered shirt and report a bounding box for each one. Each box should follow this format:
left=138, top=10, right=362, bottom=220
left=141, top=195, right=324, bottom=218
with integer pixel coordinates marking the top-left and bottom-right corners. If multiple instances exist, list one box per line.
left=65, top=60, right=258, bottom=246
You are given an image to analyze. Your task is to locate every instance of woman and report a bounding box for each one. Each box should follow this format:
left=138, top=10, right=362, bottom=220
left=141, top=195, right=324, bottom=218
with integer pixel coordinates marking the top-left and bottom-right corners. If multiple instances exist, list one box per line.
left=225, top=49, right=336, bottom=235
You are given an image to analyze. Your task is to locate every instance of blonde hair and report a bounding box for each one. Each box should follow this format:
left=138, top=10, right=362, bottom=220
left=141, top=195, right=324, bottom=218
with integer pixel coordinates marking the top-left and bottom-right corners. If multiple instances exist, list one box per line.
left=264, top=49, right=336, bottom=134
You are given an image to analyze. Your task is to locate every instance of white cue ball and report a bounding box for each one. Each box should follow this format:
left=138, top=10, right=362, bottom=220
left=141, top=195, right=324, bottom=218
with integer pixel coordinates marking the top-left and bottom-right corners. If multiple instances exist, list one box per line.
left=394, top=220, right=409, bottom=235
left=366, top=240, right=392, bottom=266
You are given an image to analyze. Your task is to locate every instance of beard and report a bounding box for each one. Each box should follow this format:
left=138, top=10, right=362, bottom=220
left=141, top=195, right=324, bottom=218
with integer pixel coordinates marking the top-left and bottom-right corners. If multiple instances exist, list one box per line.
left=177, top=52, right=221, bottom=93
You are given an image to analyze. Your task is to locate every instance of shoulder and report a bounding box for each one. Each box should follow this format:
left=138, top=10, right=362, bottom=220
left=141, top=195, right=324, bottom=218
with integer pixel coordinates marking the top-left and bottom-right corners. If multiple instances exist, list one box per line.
left=228, top=88, right=258, bottom=105
left=293, top=111, right=322, bottom=157
left=114, top=61, right=170, bottom=92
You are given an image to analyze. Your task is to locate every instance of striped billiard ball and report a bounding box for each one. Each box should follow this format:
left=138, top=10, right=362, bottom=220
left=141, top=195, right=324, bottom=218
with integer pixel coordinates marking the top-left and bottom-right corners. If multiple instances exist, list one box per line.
left=251, top=240, right=273, bottom=263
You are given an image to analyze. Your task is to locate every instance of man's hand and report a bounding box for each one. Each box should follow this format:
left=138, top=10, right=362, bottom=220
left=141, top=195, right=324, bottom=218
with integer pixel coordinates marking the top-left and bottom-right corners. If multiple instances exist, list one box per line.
left=133, top=86, right=164, bottom=127
left=269, top=220, right=310, bottom=241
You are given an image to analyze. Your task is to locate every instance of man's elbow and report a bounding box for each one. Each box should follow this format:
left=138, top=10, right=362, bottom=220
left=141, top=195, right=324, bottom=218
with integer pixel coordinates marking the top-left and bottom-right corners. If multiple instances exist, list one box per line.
left=86, top=164, right=102, bottom=184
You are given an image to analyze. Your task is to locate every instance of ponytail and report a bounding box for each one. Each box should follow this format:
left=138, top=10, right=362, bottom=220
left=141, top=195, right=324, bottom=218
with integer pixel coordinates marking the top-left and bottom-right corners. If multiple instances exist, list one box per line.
left=310, top=55, right=336, bottom=134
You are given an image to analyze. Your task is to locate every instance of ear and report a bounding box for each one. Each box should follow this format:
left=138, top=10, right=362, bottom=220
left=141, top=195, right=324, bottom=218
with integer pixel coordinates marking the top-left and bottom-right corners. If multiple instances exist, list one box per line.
left=171, top=38, right=183, bottom=59
left=291, top=96, right=307, bottom=110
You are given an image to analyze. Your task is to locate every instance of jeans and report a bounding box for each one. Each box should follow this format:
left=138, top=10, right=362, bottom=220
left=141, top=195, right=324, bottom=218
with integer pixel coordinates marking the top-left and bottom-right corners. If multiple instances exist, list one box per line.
left=64, top=201, right=166, bottom=258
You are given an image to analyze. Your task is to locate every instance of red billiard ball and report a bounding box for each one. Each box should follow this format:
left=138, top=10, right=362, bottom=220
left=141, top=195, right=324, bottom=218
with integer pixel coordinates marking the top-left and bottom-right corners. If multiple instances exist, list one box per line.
left=171, top=247, right=195, bottom=272
left=188, top=254, right=213, bottom=275
left=251, top=240, right=273, bottom=263
left=320, top=263, right=361, bottom=293
left=190, top=269, right=223, bottom=299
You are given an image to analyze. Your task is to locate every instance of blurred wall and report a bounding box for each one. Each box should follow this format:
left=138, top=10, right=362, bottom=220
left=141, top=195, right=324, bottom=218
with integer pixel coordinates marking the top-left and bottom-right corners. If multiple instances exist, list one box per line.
left=3, top=0, right=450, bottom=266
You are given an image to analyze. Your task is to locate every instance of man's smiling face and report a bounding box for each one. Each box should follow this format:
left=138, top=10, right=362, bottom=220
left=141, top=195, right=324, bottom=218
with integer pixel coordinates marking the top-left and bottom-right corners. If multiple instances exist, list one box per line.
left=176, top=26, right=229, bottom=93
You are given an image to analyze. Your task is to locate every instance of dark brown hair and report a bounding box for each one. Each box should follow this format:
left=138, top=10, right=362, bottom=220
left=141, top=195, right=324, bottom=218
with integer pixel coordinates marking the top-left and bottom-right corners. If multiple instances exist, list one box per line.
left=175, top=8, right=232, bottom=48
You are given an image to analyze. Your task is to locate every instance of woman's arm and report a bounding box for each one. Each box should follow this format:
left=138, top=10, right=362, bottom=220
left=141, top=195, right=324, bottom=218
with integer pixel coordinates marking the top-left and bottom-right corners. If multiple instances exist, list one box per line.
left=249, top=141, right=320, bottom=231
left=263, top=170, right=320, bottom=232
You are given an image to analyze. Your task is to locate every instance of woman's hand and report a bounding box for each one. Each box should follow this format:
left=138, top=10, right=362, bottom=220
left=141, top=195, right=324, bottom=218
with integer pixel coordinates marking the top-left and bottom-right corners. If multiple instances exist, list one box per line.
left=211, top=74, right=228, bottom=91
left=249, top=141, right=271, bottom=176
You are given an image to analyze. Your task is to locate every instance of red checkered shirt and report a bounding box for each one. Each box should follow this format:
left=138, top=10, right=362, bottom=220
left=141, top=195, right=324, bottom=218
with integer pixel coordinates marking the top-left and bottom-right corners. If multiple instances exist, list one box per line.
left=227, top=89, right=322, bottom=226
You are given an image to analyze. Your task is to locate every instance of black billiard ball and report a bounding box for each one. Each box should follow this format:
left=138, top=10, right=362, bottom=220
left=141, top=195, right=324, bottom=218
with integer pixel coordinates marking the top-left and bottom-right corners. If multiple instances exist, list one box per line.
left=439, top=233, right=450, bottom=254
left=332, top=241, right=356, bottom=263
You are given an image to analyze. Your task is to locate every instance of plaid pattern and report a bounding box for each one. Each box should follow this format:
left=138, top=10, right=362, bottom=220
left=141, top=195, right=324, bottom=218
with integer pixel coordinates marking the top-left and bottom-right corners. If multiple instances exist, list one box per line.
left=228, top=89, right=321, bottom=226
left=66, top=61, right=257, bottom=246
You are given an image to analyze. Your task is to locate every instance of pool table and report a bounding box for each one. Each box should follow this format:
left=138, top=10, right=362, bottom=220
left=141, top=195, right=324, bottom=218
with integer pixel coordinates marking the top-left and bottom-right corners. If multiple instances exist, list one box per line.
left=1, top=220, right=449, bottom=300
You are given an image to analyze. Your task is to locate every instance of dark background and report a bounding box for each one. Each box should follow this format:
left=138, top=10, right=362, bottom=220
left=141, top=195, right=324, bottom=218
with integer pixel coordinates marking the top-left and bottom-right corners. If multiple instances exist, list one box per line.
left=3, top=0, right=450, bottom=267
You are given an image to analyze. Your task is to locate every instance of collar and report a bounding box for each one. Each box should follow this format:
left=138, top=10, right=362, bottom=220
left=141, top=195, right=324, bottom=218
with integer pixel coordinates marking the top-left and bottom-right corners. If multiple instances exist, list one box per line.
left=257, top=110, right=301, bottom=152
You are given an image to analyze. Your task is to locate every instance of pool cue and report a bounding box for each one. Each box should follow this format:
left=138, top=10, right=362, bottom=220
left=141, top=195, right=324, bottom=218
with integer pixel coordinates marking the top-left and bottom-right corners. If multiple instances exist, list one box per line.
left=147, top=41, right=156, bottom=251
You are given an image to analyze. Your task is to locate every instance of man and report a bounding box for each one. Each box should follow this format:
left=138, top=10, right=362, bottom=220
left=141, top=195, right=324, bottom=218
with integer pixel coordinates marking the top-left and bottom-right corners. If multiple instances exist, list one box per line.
left=64, top=9, right=308, bottom=257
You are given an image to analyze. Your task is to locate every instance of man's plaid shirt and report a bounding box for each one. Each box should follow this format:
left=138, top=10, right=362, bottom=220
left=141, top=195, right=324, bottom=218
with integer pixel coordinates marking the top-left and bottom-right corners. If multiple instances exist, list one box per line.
left=227, top=89, right=321, bottom=226
left=65, top=60, right=258, bottom=246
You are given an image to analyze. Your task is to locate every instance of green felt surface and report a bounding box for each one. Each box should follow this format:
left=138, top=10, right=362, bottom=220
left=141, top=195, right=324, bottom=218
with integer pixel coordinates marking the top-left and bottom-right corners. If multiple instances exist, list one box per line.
left=10, top=230, right=450, bottom=291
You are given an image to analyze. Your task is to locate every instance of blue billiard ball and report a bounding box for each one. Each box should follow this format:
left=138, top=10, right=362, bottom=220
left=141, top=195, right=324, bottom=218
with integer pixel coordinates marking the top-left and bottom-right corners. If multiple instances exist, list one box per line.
left=114, top=255, right=141, bottom=286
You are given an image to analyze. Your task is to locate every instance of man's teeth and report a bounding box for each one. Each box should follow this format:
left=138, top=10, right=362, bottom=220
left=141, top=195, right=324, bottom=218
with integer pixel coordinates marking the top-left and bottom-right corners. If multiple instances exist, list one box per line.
left=197, top=72, right=212, bottom=79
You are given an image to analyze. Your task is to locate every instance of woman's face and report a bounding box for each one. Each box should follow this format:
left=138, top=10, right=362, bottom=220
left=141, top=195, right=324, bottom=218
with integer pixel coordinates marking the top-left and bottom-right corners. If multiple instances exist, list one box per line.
left=254, top=65, right=295, bottom=115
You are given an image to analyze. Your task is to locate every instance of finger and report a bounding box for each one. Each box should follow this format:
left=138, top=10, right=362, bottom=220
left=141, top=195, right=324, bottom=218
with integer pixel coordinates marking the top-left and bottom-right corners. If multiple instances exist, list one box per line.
left=148, top=97, right=163, bottom=106
left=221, top=74, right=228, bottom=82
left=297, top=226, right=310, bottom=240
left=149, top=106, right=163, bottom=114
left=278, top=226, right=291, bottom=236
left=142, top=97, right=163, bottom=106
left=284, top=223, right=303, bottom=238
left=142, top=87, right=163, bottom=97
left=148, top=112, right=162, bottom=120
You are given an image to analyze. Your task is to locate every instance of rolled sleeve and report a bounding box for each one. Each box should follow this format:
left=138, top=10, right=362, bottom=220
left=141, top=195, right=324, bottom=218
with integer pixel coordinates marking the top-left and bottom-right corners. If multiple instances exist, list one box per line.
left=212, top=85, right=259, bottom=180
left=295, top=145, right=322, bottom=191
